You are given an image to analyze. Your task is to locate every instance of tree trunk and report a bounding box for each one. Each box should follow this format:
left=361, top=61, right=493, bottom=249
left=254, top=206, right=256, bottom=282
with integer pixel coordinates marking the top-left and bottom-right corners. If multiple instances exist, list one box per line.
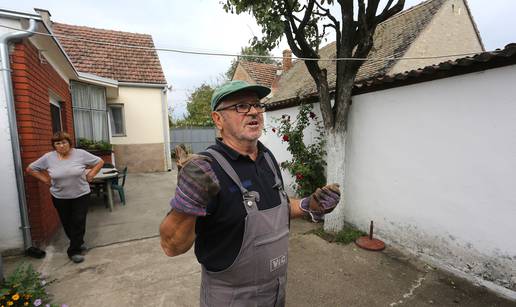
left=323, top=129, right=348, bottom=232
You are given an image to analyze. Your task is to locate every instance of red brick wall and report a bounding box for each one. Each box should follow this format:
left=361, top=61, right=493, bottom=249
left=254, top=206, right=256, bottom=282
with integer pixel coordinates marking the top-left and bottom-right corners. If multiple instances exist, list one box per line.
left=11, top=40, right=74, bottom=246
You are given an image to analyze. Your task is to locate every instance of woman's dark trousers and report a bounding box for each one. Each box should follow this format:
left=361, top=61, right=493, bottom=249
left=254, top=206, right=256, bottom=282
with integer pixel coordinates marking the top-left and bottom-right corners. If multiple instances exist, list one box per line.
left=51, top=193, right=90, bottom=257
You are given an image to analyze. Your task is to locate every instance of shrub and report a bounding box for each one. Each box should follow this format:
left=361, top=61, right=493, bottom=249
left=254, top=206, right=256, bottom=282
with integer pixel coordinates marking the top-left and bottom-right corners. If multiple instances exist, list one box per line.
left=271, top=104, right=326, bottom=197
left=77, top=138, right=112, bottom=151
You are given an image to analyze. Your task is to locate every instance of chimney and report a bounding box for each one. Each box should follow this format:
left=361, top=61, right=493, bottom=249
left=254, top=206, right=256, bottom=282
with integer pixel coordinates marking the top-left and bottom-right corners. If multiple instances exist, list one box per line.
left=34, top=8, right=52, bottom=29
left=282, top=49, right=292, bottom=72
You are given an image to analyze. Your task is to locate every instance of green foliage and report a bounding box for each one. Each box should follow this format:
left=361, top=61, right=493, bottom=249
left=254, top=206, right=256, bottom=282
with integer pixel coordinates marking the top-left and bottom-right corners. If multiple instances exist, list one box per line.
left=222, top=0, right=405, bottom=132
left=222, top=1, right=291, bottom=51
left=77, top=138, right=112, bottom=151
left=272, top=104, right=326, bottom=197
left=173, top=83, right=214, bottom=127
left=311, top=225, right=366, bottom=245
left=226, top=45, right=277, bottom=80
left=0, top=263, right=61, bottom=307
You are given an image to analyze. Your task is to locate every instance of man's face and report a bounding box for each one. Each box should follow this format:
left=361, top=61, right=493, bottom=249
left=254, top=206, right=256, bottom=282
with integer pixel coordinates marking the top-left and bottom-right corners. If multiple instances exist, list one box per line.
left=213, top=90, right=264, bottom=143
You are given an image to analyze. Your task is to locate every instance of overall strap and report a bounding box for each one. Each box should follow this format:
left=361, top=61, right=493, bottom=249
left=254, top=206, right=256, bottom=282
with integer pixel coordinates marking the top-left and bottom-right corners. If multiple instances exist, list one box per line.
left=264, top=152, right=283, bottom=190
left=207, top=149, right=261, bottom=212
left=207, top=149, right=248, bottom=195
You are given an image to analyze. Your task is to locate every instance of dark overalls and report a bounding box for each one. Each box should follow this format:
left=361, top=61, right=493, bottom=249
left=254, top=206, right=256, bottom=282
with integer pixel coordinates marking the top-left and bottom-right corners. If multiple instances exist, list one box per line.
left=200, top=149, right=290, bottom=307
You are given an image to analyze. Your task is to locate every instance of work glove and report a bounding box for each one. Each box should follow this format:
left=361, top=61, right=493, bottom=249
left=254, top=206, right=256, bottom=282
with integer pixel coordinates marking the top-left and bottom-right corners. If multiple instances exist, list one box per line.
left=175, top=145, right=190, bottom=171
left=299, top=183, right=341, bottom=222
left=170, top=146, right=220, bottom=216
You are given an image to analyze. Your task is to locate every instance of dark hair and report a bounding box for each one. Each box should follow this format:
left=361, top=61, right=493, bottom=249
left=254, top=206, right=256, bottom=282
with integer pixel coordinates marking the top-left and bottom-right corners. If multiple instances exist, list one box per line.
left=51, top=131, right=73, bottom=149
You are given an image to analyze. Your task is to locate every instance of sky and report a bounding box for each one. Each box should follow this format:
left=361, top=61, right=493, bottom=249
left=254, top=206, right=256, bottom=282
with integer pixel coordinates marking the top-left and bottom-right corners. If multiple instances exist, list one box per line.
left=4, top=0, right=516, bottom=119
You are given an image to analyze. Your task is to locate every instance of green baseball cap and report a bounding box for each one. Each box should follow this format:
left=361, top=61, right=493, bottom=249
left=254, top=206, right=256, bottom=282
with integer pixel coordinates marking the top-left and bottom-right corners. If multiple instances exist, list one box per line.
left=211, top=80, right=271, bottom=111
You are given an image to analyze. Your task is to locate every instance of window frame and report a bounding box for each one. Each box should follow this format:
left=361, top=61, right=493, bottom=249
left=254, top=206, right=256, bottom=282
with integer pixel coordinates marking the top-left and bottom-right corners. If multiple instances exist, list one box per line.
left=108, top=104, right=127, bottom=137
left=49, top=95, right=63, bottom=134
left=70, top=81, right=109, bottom=142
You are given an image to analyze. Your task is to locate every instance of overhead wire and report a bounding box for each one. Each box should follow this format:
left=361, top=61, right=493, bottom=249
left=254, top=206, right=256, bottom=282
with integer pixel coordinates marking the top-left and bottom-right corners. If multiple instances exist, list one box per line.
left=0, top=23, right=483, bottom=62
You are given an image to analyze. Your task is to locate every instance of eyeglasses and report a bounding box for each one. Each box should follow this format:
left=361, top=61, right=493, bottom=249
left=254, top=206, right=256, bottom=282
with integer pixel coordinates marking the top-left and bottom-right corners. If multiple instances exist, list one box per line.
left=216, top=102, right=266, bottom=114
left=53, top=141, right=69, bottom=146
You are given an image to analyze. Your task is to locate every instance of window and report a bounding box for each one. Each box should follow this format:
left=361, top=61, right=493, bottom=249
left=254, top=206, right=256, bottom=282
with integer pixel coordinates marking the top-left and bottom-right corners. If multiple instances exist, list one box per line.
left=109, top=105, right=126, bottom=136
left=50, top=96, right=62, bottom=134
left=71, top=81, right=108, bottom=142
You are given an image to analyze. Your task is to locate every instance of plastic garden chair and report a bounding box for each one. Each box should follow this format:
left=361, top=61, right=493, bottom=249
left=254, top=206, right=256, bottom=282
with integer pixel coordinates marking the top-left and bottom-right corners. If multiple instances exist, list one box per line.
left=111, top=166, right=128, bottom=205
left=102, top=162, right=115, bottom=169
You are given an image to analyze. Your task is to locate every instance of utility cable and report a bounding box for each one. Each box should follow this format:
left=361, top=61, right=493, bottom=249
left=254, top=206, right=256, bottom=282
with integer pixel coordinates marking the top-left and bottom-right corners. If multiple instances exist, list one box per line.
left=0, top=23, right=484, bottom=62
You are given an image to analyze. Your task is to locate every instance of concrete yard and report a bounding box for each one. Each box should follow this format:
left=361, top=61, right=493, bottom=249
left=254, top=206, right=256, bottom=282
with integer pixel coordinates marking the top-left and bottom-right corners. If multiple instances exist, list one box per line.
left=4, top=171, right=515, bottom=306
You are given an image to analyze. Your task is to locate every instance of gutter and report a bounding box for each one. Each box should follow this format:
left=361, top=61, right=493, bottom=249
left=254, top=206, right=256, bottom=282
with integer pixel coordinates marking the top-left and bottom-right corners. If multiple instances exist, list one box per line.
left=0, top=19, right=37, bottom=252
left=162, top=86, right=172, bottom=171
left=118, top=81, right=167, bottom=88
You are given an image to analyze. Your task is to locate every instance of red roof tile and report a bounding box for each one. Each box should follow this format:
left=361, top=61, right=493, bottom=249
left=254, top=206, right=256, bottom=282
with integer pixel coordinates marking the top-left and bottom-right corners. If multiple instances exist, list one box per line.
left=52, top=22, right=166, bottom=84
left=238, top=61, right=278, bottom=88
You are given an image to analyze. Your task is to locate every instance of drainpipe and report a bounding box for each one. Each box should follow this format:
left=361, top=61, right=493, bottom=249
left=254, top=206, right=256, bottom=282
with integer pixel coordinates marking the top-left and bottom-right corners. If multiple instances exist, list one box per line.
left=0, top=19, right=38, bottom=252
left=162, top=85, right=172, bottom=171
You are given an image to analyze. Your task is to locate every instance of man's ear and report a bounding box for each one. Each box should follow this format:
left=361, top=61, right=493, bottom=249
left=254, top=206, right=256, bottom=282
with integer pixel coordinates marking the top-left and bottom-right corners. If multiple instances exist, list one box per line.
left=212, top=111, right=223, bottom=131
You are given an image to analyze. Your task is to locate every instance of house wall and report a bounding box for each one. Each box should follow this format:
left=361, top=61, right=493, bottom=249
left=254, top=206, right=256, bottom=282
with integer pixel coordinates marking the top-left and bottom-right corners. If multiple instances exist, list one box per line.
left=263, top=65, right=516, bottom=296
left=11, top=40, right=74, bottom=247
left=391, top=0, right=484, bottom=74
left=0, top=20, right=24, bottom=253
left=232, top=64, right=255, bottom=84
left=108, top=86, right=166, bottom=172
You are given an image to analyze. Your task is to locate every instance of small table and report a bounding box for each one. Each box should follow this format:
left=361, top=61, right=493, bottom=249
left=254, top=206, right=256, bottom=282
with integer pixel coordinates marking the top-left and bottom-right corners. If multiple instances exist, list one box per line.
left=93, top=168, right=118, bottom=211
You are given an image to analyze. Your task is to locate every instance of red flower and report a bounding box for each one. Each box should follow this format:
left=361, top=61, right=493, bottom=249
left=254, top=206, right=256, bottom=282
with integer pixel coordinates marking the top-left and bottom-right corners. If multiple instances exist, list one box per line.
left=282, top=134, right=289, bottom=142
left=309, top=112, right=316, bottom=119
left=272, top=128, right=276, bottom=133
left=296, top=173, right=304, bottom=181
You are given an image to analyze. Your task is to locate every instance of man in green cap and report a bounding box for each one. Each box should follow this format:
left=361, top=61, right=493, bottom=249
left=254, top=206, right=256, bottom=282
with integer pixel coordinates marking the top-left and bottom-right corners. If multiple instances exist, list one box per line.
left=160, top=80, right=341, bottom=306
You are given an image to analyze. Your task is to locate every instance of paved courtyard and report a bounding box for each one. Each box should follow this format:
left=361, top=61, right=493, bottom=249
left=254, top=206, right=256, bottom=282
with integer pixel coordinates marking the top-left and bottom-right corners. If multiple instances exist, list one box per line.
left=4, top=171, right=515, bottom=306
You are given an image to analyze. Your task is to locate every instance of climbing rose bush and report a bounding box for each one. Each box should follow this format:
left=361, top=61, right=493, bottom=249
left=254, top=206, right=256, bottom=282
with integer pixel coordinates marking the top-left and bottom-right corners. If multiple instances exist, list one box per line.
left=271, top=104, right=326, bottom=197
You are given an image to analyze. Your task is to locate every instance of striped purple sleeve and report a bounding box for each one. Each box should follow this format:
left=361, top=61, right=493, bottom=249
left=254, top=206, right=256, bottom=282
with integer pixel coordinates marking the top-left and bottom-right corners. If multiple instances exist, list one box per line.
left=170, top=158, right=219, bottom=216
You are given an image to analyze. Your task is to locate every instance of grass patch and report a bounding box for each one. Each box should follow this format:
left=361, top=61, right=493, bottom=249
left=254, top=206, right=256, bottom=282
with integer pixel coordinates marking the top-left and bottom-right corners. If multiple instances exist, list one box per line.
left=310, top=224, right=366, bottom=245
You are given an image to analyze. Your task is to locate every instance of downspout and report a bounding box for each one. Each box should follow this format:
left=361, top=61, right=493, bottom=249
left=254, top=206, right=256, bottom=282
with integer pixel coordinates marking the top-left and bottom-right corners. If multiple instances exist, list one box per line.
left=162, top=85, right=172, bottom=171
left=0, top=19, right=38, bottom=251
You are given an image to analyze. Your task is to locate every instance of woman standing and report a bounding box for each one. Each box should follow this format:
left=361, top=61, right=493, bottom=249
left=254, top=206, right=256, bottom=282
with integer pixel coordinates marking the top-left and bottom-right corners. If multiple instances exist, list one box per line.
left=27, top=132, right=104, bottom=263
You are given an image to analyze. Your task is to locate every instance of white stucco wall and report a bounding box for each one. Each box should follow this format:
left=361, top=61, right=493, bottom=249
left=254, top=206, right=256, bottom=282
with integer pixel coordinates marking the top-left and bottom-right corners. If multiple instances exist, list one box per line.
left=108, top=86, right=165, bottom=145
left=0, top=22, right=24, bottom=252
left=346, top=65, right=516, bottom=295
left=264, top=65, right=516, bottom=297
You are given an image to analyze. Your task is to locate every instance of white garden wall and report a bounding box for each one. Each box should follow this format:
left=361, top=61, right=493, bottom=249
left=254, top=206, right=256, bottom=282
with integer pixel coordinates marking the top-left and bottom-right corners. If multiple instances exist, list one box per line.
left=263, top=64, right=516, bottom=297
left=346, top=65, right=516, bottom=296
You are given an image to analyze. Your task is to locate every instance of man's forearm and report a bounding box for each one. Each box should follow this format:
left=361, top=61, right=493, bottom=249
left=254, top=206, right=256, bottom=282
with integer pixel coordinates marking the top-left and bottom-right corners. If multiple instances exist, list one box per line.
left=159, top=210, right=196, bottom=257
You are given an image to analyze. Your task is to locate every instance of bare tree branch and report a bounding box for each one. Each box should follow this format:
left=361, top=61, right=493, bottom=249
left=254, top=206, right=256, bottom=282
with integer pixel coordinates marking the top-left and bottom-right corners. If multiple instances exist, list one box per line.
left=313, top=0, right=340, bottom=30
left=357, top=0, right=368, bottom=33
left=299, top=0, right=316, bottom=31
left=376, top=0, right=405, bottom=24
left=366, top=0, right=382, bottom=24
left=283, top=20, right=304, bottom=56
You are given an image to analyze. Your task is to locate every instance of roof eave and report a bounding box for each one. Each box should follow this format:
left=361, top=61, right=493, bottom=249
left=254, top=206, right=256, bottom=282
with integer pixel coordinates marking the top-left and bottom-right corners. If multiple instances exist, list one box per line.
left=77, top=72, right=118, bottom=87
